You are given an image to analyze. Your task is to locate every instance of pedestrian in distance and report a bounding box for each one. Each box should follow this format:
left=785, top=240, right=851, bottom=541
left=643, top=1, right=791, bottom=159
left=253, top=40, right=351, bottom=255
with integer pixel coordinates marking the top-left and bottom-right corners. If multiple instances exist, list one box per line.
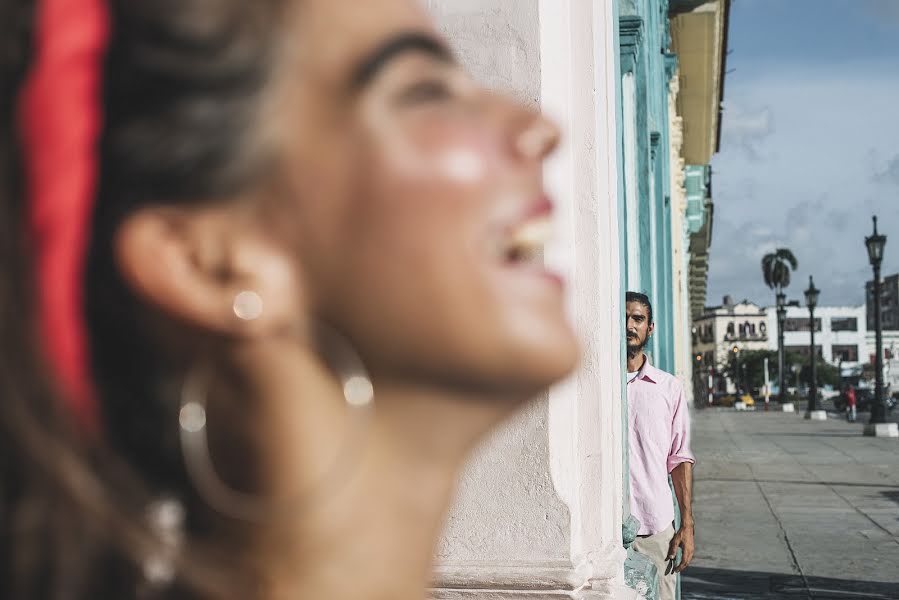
left=625, top=292, right=696, bottom=600
left=846, top=385, right=858, bottom=422
left=0, top=0, right=578, bottom=598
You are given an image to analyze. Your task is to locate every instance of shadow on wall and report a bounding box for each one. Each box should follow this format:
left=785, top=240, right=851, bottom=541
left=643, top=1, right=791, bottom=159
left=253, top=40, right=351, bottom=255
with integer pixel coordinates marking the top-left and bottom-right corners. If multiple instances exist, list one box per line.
left=682, top=566, right=899, bottom=599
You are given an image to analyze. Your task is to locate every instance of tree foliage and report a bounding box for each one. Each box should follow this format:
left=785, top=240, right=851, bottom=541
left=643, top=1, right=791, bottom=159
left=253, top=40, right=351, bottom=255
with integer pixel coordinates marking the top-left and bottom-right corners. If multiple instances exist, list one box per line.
left=720, top=348, right=840, bottom=393
left=761, top=248, right=798, bottom=292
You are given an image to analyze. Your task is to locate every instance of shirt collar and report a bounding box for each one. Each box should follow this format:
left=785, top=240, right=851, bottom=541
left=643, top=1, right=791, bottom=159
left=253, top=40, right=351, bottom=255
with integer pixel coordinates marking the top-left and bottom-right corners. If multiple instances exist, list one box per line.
left=631, top=354, right=659, bottom=384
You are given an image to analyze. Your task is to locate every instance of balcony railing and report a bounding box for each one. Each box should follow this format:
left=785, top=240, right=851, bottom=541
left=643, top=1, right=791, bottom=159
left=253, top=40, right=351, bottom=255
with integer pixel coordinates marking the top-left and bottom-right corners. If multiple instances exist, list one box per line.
left=723, top=332, right=768, bottom=342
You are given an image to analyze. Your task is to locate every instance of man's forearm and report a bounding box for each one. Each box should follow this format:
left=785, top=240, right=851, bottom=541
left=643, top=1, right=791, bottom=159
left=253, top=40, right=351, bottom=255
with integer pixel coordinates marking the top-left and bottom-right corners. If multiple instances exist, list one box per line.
left=671, top=462, right=694, bottom=528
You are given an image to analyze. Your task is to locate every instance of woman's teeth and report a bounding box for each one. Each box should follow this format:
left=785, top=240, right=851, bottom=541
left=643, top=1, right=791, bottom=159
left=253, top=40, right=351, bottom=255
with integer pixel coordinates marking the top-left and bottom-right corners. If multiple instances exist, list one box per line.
left=504, top=217, right=553, bottom=263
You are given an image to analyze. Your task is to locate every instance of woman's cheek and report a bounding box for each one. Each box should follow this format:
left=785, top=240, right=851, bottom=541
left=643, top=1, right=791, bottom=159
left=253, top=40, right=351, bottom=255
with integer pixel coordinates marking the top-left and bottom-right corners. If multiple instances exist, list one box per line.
left=398, top=115, right=500, bottom=188
left=435, top=147, right=486, bottom=184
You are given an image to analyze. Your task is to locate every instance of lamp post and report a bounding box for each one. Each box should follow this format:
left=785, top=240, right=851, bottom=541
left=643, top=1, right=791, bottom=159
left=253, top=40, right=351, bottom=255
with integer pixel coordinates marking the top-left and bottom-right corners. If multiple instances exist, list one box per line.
left=694, top=353, right=703, bottom=407
left=837, top=356, right=844, bottom=398
left=731, top=345, right=740, bottom=395
left=865, top=216, right=887, bottom=426
left=776, top=293, right=786, bottom=402
left=804, top=276, right=820, bottom=417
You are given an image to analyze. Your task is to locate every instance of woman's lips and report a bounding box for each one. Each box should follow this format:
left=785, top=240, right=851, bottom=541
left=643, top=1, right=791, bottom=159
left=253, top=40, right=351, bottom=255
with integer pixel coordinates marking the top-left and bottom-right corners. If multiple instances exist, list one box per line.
left=499, top=195, right=554, bottom=260
left=493, top=196, right=564, bottom=289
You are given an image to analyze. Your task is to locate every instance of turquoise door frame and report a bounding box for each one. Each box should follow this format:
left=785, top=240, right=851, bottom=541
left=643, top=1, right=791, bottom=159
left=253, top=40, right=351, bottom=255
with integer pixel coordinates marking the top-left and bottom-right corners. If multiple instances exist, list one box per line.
left=618, top=0, right=677, bottom=374
left=618, top=5, right=684, bottom=598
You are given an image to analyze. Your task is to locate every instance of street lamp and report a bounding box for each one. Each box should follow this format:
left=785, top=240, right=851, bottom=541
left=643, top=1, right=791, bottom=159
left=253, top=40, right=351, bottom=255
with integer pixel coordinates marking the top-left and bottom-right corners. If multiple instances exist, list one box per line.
left=804, top=276, right=820, bottom=416
left=776, top=293, right=786, bottom=402
left=865, top=216, right=887, bottom=425
left=731, top=345, right=740, bottom=395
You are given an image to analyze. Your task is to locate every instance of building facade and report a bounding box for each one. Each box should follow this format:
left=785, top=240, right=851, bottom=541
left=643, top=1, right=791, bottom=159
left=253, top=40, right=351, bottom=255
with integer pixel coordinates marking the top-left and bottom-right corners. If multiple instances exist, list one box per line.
left=866, top=273, right=899, bottom=332
left=429, top=2, right=729, bottom=598
left=767, top=305, right=868, bottom=371
left=865, top=273, right=898, bottom=392
left=428, top=2, right=640, bottom=597
left=691, top=300, right=869, bottom=395
left=865, top=330, right=899, bottom=391
left=692, top=297, right=769, bottom=393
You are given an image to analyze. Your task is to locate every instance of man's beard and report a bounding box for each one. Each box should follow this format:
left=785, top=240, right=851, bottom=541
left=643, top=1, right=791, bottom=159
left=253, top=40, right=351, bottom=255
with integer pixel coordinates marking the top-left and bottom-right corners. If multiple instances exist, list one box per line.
left=626, top=334, right=646, bottom=359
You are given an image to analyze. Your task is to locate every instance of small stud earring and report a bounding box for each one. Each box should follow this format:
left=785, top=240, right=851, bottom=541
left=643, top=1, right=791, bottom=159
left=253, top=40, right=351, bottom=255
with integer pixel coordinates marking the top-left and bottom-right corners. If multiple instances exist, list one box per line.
left=233, top=290, right=263, bottom=321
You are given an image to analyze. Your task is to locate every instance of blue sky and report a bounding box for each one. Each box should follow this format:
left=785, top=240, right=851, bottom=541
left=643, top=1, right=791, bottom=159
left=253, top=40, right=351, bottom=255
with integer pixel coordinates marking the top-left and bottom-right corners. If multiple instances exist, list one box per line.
left=707, top=0, right=899, bottom=309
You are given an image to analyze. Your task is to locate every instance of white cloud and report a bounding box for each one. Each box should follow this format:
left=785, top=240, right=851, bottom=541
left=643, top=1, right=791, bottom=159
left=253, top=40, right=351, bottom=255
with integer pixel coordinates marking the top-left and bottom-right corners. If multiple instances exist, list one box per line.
left=873, top=154, right=899, bottom=186
left=720, top=104, right=774, bottom=162
left=705, top=2, right=899, bottom=308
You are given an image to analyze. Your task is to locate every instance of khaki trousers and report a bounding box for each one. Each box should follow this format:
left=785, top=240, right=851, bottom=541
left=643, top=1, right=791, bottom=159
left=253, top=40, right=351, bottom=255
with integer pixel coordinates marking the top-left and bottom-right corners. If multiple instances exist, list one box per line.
left=631, top=524, right=677, bottom=600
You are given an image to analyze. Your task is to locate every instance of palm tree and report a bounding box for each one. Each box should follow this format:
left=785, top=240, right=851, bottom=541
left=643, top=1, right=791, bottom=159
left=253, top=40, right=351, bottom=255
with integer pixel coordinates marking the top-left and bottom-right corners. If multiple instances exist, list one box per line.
left=762, top=248, right=798, bottom=295
left=762, top=248, right=798, bottom=402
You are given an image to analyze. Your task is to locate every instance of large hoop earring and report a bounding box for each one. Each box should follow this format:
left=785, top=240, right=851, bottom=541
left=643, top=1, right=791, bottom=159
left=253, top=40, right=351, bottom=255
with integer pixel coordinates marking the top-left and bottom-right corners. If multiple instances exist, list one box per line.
left=177, top=322, right=374, bottom=521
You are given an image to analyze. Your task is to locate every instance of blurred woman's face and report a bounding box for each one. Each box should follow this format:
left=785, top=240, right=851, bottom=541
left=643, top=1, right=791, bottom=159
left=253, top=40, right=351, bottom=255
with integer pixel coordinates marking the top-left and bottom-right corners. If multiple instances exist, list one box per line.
left=271, top=0, right=578, bottom=395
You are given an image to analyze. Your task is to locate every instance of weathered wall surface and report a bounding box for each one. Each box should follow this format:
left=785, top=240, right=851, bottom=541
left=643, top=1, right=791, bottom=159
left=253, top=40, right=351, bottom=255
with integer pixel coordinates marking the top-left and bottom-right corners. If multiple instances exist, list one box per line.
left=427, top=2, right=638, bottom=599
left=436, top=399, right=571, bottom=564
left=426, top=0, right=572, bottom=568
left=427, top=0, right=540, bottom=106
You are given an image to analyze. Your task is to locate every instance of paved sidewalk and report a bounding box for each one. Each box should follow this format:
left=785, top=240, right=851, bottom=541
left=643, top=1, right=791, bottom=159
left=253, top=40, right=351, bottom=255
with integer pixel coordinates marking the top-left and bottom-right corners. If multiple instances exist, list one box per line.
left=682, top=409, right=899, bottom=600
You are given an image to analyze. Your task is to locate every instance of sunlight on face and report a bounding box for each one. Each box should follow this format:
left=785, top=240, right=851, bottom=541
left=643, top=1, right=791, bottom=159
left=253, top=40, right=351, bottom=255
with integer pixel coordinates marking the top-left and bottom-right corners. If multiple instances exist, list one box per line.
left=265, top=0, right=578, bottom=395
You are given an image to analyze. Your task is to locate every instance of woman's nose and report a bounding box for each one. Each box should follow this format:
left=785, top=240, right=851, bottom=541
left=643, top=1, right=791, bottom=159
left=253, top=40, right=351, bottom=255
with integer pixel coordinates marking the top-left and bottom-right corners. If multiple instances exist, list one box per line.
left=515, top=114, right=560, bottom=161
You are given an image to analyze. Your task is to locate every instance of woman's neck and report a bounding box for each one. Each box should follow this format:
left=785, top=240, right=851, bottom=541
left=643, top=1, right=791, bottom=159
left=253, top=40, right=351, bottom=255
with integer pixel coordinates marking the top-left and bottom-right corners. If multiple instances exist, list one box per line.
left=224, top=341, right=523, bottom=600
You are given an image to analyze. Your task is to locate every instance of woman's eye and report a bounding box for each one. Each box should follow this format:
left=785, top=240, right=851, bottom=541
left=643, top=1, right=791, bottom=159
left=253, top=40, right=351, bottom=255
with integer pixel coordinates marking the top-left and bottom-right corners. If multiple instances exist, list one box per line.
left=398, top=79, right=453, bottom=104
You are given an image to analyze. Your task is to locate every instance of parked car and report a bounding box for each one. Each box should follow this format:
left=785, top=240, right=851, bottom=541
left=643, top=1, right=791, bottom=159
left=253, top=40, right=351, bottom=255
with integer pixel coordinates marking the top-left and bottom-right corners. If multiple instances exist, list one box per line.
left=717, top=393, right=755, bottom=408
left=834, top=388, right=896, bottom=413
left=711, top=392, right=730, bottom=406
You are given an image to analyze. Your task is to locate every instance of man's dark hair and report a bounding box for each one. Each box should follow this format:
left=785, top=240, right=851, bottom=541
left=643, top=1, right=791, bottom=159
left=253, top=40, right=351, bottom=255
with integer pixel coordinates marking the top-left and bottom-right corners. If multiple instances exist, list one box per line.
left=626, top=292, right=653, bottom=324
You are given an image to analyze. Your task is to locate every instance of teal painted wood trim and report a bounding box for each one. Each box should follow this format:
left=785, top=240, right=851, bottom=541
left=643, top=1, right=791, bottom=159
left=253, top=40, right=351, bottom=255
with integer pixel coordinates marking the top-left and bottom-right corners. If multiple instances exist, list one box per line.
left=665, top=52, right=678, bottom=82
left=619, top=16, right=644, bottom=74
left=649, top=131, right=663, bottom=367
left=613, top=0, right=633, bottom=524
left=620, top=2, right=683, bottom=597
left=685, top=165, right=710, bottom=234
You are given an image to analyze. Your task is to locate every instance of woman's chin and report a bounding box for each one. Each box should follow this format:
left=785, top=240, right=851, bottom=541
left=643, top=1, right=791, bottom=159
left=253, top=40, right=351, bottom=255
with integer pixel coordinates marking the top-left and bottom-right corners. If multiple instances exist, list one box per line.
left=497, top=334, right=582, bottom=398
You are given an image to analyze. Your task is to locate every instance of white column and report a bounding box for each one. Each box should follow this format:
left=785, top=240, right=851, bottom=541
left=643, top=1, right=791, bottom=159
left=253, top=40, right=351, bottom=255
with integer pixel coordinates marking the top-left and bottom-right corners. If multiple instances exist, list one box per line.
left=668, top=73, right=694, bottom=403
left=622, top=73, right=640, bottom=289
left=541, top=0, right=632, bottom=596
left=430, top=2, right=636, bottom=598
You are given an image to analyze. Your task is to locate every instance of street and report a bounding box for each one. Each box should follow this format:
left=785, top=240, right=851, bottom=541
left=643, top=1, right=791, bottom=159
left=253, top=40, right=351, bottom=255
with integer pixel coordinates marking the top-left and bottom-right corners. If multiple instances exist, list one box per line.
left=682, top=409, right=899, bottom=600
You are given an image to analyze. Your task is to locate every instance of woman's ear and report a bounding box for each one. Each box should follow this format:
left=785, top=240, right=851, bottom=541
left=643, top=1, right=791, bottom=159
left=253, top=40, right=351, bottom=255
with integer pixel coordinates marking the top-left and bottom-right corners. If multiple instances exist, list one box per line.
left=113, top=204, right=303, bottom=338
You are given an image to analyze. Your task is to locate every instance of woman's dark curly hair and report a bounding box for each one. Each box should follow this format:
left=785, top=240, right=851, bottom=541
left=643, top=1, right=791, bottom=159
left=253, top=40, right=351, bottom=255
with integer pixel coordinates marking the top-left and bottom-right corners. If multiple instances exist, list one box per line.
left=1, top=0, right=290, bottom=597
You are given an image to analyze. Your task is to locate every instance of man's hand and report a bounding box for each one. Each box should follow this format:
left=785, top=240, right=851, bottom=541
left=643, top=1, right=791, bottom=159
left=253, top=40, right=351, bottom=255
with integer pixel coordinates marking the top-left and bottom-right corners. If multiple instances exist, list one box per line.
left=669, top=462, right=695, bottom=573
left=666, top=523, right=695, bottom=573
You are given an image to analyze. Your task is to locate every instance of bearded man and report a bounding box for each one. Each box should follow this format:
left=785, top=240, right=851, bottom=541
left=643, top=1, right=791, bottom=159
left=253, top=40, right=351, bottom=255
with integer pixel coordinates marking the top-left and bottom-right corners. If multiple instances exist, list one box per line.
left=625, top=292, right=696, bottom=600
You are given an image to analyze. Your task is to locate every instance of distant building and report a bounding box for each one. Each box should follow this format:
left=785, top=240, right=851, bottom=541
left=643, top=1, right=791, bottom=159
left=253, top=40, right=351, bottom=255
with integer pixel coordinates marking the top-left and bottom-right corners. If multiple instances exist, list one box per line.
left=692, top=296, right=769, bottom=393
left=864, top=273, right=899, bottom=391
left=692, top=297, right=872, bottom=395
left=866, top=273, right=899, bottom=331
left=765, top=305, right=867, bottom=376
left=865, top=330, right=899, bottom=392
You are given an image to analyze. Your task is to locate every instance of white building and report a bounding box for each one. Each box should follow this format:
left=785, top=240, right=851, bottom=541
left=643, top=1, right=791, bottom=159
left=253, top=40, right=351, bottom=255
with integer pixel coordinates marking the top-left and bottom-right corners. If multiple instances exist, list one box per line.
left=865, top=330, right=899, bottom=391
left=694, top=296, right=770, bottom=362
left=765, top=305, right=867, bottom=374
left=692, top=296, right=769, bottom=393
left=692, top=299, right=871, bottom=394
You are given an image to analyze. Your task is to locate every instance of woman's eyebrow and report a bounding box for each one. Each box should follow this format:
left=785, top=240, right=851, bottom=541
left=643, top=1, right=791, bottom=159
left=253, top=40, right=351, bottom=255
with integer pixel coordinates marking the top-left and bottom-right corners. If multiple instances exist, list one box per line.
left=350, top=31, right=454, bottom=92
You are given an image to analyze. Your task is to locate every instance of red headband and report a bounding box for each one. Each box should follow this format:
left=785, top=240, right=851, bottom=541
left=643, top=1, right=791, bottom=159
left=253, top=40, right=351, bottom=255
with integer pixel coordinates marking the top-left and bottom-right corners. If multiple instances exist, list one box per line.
left=19, top=0, right=110, bottom=435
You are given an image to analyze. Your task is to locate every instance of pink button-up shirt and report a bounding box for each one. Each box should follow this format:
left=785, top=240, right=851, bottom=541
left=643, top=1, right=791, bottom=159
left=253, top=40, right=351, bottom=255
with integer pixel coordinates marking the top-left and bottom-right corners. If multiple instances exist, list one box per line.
left=627, top=357, right=694, bottom=536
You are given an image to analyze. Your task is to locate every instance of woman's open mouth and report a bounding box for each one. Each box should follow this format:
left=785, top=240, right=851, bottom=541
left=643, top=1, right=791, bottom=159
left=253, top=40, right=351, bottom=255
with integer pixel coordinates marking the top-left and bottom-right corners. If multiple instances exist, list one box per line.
left=502, top=216, right=552, bottom=265
left=492, top=197, right=564, bottom=289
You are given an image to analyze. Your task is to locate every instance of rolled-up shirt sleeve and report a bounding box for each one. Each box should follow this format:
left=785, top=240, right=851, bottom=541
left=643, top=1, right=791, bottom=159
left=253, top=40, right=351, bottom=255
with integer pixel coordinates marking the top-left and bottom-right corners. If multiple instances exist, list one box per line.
left=667, top=382, right=695, bottom=473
